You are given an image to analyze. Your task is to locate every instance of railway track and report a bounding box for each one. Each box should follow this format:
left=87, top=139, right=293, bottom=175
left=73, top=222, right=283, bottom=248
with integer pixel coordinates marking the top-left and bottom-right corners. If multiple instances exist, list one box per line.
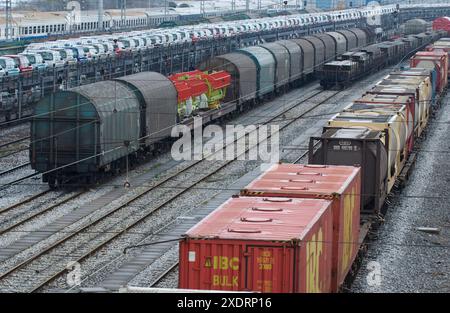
left=66, top=88, right=345, bottom=292
left=0, top=88, right=339, bottom=293
left=150, top=263, right=179, bottom=288
left=0, top=162, right=31, bottom=178
left=0, top=191, right=86, bottom=237
left=0, top=136, right=30, bottom=150
left=0, top=189, right=51, bottom=215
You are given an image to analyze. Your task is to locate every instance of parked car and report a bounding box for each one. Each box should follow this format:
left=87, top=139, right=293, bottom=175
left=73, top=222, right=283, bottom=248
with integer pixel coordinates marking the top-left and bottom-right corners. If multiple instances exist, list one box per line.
left=18, top=52, right=48, bottom=71
left=27, top=50, right=65, bottom=67
left=3, top=54, right=33, bottom=73
left=0, top=57, right=20, bottom=76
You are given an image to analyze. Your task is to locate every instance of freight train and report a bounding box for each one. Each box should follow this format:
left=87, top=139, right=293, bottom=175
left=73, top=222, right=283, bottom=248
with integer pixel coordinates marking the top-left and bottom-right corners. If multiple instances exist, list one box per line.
left=319, top=30, right=447, bottom=88
left=177, top=39, right=449, bottom=293
left=30, top=27, right=378, bottom=187
left=30, top=28, right=445, bottom=188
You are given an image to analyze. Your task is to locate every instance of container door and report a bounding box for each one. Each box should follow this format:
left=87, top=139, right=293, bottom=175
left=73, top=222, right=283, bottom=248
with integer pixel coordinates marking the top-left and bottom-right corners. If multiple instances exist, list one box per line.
left=244, top=246, right=295, bottom=293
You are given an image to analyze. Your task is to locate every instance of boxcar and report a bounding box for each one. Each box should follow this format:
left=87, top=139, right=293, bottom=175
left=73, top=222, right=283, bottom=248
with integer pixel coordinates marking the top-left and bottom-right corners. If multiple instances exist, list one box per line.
left=260, top=42, right=290, bottom=89
left=199, top=53, right=257, bottom=104
left=31, top=81, right=141, bottom=187
left=276, top=40, right=303, bottom=82
left=236, top=46, right=276, bottom=98
left=114, top=72, right=178, bottom=146
left=289, top=38, right=316, bottom=74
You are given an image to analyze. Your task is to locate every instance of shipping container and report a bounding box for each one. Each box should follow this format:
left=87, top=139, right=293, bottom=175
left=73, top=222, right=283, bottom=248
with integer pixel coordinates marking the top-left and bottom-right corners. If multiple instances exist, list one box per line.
left=115, top=72, right=177, bottom=146
left=313, top=33, right=336, bottom=63
left=240, top=164, right=361, bottom=292
left=366, top=85, right=421, bottom=136
left=336, top=29, right=358, bottom=51
left=343, top=102, right=413, bottom=156
left=31, top=81, right=141, bottom=182
left=327, top=111, right=408, bottom=193
left=378, top=76, right=432, bottom=132
left=353, top=94, right=415, bottom=152
left=309, top=128, right=388, bottom=214
left=199, top=53, right=257, bottom=103
left=237, top=46, right=276, bottom=97
left=277, top=40, right=303, bottom=82
left=410, top=51, right=449, bottom=92
left=289, top=38, right=316, bottom=74
left=179, top=196, right=334, bottom=293
left=389, top=68, right=438, bottom=106
left=260, top=42, right=290, bottom=89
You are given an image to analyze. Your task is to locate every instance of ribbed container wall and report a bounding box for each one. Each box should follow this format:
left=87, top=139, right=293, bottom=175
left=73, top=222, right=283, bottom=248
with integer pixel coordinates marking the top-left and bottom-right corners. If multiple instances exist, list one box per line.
left=260, top=42, right=290, bottom=88
left=237, top=46, right=276, bottom=97
left=276, top=40, right=303, bottom=82
left=289, top=38, right=315, bottom=74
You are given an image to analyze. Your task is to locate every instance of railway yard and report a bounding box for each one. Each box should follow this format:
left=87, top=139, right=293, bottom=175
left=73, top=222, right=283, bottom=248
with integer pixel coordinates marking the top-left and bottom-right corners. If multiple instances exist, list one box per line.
left=0, top=2, right=450, bottom=296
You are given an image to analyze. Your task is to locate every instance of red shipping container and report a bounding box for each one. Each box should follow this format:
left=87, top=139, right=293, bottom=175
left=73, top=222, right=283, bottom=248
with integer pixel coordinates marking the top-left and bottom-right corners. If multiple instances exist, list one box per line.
left=410, top=51, right=449, bottom=92
left=432, top=17, right=450, bottom=36
left=240, top=164, right=361, bottom=292
left=179, top=197, right=334, bottom=293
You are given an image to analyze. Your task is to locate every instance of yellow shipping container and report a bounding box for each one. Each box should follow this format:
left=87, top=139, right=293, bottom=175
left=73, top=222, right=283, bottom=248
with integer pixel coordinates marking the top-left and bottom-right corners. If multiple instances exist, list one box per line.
left=328, top=108, right=409, bottom=193
left=377, top=75, right=432, bottom=136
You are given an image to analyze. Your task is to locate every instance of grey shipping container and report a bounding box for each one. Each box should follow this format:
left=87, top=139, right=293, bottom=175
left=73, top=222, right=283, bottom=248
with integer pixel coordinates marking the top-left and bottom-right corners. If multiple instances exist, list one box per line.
left=260, top=42, right=290, bottom=88
left=326, top=31, right=349, bottom=55
left=237, top=46, right=276, bottom=97
left=276, top=40, right=303, bottom=82
left=115, top=72, right=178, bottom=146
left=31, top=80, right=141, bottom=174
left=313, top=33, right=336, bottom=63
left=199, top=52, right=257, bottom=103
left=289, top=38, right=315, bottom=74
left=336, top=29, right=358, bottom=51
left=309, top=127, right=388, bottom=214
left=349, top=28, right=368, bottom=47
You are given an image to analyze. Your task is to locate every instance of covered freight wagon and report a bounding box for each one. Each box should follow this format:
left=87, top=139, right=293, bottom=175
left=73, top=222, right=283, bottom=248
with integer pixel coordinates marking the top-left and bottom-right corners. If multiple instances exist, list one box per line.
left=179, top=196, right=334, bottom=293
left=326, top=31, right=347, bottom=56
left=313, top=33, right=336, bottom=63
left=302, top=36, right=326, bottom=70
left=236, top=46, right=276, bottom=97
left=336, top=29, right=358, bottom=51
left=276, top=40, right=303, bottom=82
left=290, top=38, right=316, bottom=74
left=114, top=72, right=178, bottom=146
left=240, top=164, right=361, bottom=292
left=30, top=81, right=141, bottom=187
left=199, top=53, right=257, bottom=104
left=260, top=42, right=290, bottom=89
